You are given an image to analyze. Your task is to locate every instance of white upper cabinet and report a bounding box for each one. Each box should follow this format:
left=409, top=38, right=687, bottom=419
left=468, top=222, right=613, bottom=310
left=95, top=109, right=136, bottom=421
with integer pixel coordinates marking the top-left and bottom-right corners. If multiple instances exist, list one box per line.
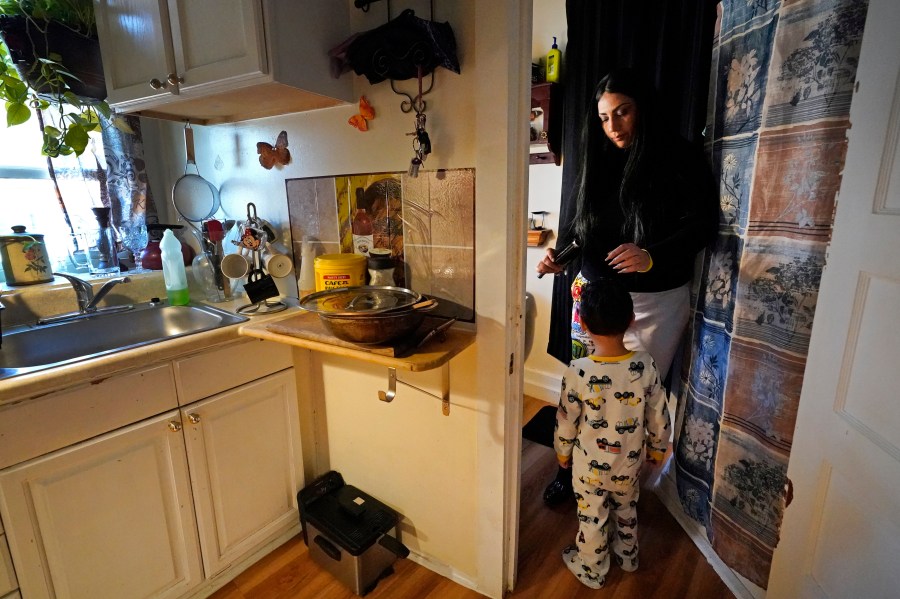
left=93, top=0, right=354, bottom=123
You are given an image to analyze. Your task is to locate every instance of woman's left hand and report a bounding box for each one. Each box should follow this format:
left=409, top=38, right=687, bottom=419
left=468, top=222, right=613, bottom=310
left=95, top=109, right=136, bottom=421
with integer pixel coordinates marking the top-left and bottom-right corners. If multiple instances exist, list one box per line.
left=607, top=243, right=651, bottom=273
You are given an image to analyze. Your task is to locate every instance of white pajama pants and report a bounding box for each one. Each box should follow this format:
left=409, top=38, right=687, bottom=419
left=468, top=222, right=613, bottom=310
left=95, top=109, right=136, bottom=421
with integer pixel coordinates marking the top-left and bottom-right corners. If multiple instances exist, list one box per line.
left=572, top=475, right=641, bottom=577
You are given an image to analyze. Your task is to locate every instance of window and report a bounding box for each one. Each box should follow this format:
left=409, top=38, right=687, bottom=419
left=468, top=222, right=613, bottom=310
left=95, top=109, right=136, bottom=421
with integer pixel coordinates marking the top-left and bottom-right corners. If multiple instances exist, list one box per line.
left=0, top=111, right=106, bottom=284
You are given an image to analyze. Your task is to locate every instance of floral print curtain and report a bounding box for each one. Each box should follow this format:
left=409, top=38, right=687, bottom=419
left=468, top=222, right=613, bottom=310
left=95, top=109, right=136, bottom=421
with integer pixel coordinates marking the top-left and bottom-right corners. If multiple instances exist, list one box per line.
left=99, top=114, right=158, bottom=228
left=674, top=0, right=869, bottom=588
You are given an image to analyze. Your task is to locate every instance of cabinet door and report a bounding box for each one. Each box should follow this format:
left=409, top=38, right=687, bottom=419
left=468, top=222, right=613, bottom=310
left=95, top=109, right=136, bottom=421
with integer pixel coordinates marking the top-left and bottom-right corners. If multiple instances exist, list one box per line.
left=167, top=0, right=267, bottom=93
left=182, top=369, right=302, bottom=576
left=0, top=412, right=203, bottom=599
left=93, top=0, right=180, bottom=105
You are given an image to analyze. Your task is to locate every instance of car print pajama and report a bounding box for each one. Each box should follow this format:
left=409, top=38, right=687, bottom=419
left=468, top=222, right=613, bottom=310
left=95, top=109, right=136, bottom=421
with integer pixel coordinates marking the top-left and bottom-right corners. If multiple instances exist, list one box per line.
left=554, top=350, right=669, bottom=588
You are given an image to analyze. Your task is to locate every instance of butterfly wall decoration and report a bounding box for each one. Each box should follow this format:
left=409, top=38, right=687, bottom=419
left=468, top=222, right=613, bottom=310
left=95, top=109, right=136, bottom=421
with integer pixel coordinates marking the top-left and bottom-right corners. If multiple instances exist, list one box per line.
left=348, top=96, right=375, bottom=131
left=257, top=130, right=291, bottom=169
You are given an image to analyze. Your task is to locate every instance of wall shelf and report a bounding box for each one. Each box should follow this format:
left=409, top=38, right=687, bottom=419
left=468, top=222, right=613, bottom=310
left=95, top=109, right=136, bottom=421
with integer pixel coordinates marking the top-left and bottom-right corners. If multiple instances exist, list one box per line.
left=530, top=82, right=562, bottom=165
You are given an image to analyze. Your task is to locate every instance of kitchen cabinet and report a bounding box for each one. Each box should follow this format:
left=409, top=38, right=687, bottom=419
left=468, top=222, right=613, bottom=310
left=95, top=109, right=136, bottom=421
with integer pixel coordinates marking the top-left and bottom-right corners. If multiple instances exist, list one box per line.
left=93, top=0, right=354, bottom=124
left=0, top=339, right=300, bottom=599
left=182, top=370, right=302, bottom=577
left=0, top=411, right=204, bottom=599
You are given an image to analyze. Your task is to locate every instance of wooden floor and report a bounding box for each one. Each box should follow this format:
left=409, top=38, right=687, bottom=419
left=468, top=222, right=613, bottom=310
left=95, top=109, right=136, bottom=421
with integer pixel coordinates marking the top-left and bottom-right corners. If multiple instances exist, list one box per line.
left=211, top=396, right=734, bottom=599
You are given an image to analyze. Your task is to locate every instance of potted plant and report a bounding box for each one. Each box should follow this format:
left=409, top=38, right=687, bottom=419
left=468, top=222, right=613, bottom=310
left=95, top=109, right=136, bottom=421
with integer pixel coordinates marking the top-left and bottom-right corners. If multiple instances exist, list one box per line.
left=0, top=0, right=110, bottom=157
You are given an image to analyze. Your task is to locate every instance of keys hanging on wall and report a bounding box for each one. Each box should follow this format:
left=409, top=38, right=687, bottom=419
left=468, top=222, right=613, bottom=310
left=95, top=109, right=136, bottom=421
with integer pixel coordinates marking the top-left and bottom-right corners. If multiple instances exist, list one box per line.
left=408, top=111, right=431, bottom=178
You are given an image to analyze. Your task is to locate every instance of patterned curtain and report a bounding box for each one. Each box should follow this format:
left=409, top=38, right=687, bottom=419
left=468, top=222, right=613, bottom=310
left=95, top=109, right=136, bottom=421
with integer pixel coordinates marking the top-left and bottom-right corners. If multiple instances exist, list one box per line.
left=674, top=0, right=869, bottom=588
left=100, top=114, right=158, bottom=228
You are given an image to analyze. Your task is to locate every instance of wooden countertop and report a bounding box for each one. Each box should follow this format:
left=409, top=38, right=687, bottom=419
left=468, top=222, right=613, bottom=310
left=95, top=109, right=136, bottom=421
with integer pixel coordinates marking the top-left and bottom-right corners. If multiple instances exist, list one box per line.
left=238, top=311, right=475, bottom=372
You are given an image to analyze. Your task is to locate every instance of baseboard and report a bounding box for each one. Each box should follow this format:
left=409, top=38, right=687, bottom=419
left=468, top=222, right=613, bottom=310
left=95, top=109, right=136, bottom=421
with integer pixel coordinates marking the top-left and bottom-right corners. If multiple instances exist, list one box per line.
left=653, top=473, right=766, bottom=599
left=523, top=369, right=560, bottom=403
left=406, top=550, right=487, bottom=597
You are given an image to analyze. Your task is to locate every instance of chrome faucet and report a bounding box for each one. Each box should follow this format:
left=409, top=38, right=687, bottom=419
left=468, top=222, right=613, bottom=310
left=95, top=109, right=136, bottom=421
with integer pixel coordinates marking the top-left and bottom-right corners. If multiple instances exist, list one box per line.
left=38, top=273, right=134, bottom=325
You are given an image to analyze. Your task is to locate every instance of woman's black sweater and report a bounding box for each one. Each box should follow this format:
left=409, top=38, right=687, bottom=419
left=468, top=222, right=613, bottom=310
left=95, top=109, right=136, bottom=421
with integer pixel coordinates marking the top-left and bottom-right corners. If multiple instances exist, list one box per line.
left=579, top=137, right=719, bottom=293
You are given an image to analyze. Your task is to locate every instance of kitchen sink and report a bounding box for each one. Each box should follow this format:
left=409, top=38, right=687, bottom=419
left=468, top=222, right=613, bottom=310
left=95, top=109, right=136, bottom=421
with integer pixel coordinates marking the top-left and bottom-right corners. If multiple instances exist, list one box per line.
left=0, top=301, right=247, bottom=379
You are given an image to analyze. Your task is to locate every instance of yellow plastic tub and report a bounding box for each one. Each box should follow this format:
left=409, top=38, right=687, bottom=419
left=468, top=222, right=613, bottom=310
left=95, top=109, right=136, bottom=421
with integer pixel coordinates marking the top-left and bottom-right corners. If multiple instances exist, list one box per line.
left=314, top=253, right=366, bottom=291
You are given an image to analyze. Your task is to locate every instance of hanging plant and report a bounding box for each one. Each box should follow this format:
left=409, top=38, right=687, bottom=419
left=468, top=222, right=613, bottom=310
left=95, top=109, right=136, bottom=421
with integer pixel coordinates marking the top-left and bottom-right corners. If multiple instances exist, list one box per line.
left=0, top=0, right=118, bottom=157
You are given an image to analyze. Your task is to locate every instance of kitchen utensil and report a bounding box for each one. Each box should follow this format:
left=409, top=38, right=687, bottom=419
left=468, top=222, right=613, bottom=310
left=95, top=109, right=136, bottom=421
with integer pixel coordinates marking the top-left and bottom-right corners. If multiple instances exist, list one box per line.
left=415, top=317, right=457, bottom=348
left=299, top=286, right=437, bottom=345
left=300, top=286, right=422, bottom=316
left=172, top=123, right=221, bottom=239
left=221, top=252, right=250, bottom=279
left=315, top=302, right=438, bottom=345
left=261, top=243, right=293, bottom=279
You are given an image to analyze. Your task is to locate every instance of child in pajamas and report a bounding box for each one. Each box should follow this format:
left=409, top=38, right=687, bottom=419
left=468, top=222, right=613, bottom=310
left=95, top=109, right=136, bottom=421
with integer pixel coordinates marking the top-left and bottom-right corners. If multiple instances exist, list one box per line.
left=554, top=279, right=669, bottom=589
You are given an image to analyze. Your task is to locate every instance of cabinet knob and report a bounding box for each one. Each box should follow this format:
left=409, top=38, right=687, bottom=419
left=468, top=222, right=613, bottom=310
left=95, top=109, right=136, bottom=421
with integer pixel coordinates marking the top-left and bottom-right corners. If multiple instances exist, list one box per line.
left=187, top=413, right=201, bottom=424
left=167, top=73, right=184, bottom=86
left=149, top=78, right=168, bottom=90
left=167, top=421, right=182, bottom=432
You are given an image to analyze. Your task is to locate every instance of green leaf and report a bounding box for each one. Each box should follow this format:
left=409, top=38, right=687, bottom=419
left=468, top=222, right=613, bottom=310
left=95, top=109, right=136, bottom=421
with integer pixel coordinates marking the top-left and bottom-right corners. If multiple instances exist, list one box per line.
left=5, top=101, right=30, bottom=126
left=111, top=115, right=135, bottom=135
left=43, top=125, right=62, bottom=137
left=64, top=125, right=90, bottom=154
left=63, top=91, right=82, bottom=107
left=95, top=101, right=111, bottom=119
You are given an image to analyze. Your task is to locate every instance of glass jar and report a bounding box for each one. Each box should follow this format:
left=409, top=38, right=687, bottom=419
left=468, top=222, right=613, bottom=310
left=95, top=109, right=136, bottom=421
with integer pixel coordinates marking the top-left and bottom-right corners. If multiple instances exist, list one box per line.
left=367, top=249, right=395, bottom=286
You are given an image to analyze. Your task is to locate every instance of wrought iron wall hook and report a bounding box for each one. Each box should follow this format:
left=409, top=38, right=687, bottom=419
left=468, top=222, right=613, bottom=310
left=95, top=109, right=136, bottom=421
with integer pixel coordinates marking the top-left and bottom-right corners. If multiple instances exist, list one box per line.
left=390, top=58, right=434, bottom=113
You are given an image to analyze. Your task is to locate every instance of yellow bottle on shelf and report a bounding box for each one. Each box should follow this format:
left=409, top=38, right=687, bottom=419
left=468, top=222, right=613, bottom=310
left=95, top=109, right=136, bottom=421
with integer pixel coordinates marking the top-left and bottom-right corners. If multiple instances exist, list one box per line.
left=546, top=36, right=561, bottom=83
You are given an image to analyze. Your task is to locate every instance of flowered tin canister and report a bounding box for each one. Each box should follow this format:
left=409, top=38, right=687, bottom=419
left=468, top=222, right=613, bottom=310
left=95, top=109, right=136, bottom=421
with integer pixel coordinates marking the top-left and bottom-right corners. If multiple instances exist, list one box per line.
left=0, top=226, right=53, bottom=286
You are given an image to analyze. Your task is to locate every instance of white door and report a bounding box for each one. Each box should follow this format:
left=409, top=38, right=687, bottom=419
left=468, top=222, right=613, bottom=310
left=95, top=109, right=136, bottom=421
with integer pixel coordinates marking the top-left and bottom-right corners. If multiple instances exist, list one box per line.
left=182, top=369, right=303, bottom=577
left=0, top=411, right=203, bottom=599
left=767, top=0, right=900, bottom=597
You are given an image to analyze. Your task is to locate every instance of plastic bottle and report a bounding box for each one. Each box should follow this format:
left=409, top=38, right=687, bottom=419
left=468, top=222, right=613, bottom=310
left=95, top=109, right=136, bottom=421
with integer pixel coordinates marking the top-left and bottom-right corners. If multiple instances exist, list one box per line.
left=351, top=208, right=374, bottom=256
left=546, top=36, right=561, bottom=83
left=297, top=239, right=319, bottom=299
left=160, top=228, right=190, bottom=305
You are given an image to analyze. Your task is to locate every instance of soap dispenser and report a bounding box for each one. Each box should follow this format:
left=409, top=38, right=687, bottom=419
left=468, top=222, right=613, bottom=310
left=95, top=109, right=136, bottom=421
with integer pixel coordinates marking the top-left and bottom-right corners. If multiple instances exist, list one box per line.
left=160, top=228, right=190, bottom=305
left=546, top=36, right=561, bottom=83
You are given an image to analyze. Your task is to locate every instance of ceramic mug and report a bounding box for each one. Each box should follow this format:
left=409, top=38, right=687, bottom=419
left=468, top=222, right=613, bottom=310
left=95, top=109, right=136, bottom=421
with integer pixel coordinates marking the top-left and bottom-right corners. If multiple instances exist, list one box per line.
left=261, top=243, right=293, bottom=279
left=220, top=252, right=249, bottom=279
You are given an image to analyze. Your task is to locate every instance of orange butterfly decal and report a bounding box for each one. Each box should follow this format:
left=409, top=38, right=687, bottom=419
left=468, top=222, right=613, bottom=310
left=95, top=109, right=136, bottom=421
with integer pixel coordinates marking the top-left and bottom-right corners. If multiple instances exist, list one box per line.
left=257, top=130, right=291, bottom=169
left=348, top=96, right=375, bottom=131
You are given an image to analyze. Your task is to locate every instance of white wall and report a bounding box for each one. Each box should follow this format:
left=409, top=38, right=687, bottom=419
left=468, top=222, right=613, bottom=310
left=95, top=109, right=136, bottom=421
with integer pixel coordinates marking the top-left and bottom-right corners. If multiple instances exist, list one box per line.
left=142, top=2, right=528, bottom=597
left=524, top=0, right=567, bottom=403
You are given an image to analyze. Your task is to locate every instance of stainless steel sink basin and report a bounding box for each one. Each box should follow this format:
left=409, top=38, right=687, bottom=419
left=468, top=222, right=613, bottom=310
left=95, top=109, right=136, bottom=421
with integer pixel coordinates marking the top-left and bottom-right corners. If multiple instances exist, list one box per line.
left=0, top=301, right=247, bottom=379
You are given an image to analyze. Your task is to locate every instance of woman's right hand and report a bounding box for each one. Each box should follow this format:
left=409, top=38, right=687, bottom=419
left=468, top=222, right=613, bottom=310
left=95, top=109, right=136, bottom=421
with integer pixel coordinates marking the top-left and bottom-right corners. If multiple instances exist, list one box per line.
left=536, top=247, right=565, bottom=276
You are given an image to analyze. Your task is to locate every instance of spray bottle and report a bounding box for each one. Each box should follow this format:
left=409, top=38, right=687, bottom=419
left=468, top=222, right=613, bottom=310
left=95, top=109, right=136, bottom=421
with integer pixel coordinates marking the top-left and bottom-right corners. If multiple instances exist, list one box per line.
left=160, top=228, right=190, bottom=305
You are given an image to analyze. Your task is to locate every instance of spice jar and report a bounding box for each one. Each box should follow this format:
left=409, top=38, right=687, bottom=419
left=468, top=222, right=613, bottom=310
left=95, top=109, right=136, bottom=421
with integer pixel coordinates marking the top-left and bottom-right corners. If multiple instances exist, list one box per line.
left=0, top=226, right=53, bottom=286
left=367, top=249, right=395, bottom=286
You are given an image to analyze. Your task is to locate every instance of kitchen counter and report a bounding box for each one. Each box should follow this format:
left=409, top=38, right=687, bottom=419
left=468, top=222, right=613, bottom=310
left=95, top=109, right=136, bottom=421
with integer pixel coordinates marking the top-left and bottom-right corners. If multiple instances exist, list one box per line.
left=0, top=297, right=301, bottom=407
left=239, top=311, right=475, bottom=372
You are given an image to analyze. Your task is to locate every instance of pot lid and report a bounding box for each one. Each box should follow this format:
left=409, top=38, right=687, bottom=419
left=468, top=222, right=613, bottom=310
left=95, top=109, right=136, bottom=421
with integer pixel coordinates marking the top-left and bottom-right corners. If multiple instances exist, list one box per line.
left=299, top=286, right=422, bottom=316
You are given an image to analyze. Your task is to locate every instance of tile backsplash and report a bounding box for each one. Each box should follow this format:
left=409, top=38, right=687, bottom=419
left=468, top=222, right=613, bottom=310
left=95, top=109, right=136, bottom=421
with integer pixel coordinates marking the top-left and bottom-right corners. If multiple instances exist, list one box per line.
left=286, top=169, right=475, bottom=321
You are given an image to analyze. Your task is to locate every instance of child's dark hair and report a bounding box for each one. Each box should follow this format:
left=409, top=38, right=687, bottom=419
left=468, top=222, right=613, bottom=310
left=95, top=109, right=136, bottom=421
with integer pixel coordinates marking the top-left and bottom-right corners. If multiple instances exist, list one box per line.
left=579, top=279, right=633, bottom=336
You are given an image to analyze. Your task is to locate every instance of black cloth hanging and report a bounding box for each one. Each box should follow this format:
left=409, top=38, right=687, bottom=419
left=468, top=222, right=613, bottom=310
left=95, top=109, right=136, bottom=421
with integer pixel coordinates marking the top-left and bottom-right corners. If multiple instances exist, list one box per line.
left=336, top=9, right=460, bottom=85
left=547, top=0, right=719, bottom=364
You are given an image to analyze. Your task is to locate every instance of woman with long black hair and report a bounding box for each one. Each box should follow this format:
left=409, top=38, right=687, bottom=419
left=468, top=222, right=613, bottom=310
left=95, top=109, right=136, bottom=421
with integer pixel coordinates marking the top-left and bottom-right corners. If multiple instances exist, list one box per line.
left=536, top=69, right=719, bottom=506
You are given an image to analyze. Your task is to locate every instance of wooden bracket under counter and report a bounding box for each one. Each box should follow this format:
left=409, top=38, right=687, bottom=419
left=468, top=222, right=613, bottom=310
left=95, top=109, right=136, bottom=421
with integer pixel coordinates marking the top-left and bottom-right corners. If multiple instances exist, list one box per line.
left=237, top=311, right=475, bottom=415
